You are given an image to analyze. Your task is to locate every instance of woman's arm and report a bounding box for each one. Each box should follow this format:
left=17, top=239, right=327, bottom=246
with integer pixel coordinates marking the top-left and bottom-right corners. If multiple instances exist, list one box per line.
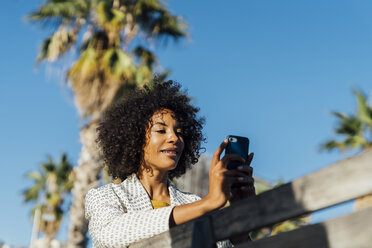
left=171, top=139, right=246, bottom=226
left=169, top=195, right=215, bottom=226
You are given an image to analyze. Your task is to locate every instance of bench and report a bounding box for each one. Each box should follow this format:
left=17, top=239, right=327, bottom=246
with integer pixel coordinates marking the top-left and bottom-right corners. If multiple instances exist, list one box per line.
left=129, top=149, right=372, bottom=248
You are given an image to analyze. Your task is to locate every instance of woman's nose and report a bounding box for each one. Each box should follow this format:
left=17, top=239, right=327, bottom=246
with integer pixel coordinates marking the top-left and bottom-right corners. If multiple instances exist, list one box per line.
left=168, top=130, right=179, bottom=143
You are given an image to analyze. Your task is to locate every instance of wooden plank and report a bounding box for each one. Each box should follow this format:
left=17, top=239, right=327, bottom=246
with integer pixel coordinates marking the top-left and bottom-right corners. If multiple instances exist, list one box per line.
left=130, top=215, right=219, bottom=248
left=129, top=231, right=172, bottom=248
left=190, top=216, right=216, bottom=248
left=212, top=148, right=372, bottom=240
left=129, top=220, right=194, bottom=248
left=236, top=206, right=372, bottom=248
left=130, top=149, right=372, bottom=247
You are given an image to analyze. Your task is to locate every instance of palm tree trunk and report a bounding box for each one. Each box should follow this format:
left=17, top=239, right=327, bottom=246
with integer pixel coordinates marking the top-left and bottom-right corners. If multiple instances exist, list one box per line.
left=44, top=233, right=54, bottom=248
left=67, top=122, right=103, bottom=248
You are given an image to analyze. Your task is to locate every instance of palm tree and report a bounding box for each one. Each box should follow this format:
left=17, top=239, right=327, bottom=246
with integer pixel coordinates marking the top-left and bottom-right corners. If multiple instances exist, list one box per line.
left=321, top=89, right=372, bottom=210
left=23, top=153, right=74, bottom=247
left=28, top=1, right=187, bottom=247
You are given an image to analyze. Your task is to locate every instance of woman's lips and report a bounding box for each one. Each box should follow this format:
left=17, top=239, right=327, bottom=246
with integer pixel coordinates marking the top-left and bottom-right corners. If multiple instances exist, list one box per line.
left=161, top=149, right=178, bottom=157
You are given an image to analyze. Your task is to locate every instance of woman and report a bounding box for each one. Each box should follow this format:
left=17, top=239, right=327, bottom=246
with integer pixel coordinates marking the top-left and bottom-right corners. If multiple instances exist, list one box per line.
left=85, top=80, right=255, bottom=247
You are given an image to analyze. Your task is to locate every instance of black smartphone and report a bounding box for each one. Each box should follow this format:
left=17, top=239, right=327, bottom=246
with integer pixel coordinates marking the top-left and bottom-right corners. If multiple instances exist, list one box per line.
left=226, top=135, right=249, bottom=170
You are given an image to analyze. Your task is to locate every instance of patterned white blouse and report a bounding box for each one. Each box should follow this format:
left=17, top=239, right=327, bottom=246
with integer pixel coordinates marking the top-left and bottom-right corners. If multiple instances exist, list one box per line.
left=85, top=173, right=233, bottom=248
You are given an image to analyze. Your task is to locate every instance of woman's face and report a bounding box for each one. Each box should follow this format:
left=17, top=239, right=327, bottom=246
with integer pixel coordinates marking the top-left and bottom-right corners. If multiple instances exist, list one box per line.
left=142, top=109, right=184, bottom=172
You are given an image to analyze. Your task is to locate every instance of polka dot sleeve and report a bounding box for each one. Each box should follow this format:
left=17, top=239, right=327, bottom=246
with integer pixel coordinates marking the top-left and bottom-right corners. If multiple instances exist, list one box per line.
left=85, top=188, right=175, bottom=248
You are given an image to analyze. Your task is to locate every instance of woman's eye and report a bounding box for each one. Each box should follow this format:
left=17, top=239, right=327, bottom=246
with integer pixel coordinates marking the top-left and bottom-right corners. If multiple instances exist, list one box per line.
left=155, top=130, right=166, bottom=133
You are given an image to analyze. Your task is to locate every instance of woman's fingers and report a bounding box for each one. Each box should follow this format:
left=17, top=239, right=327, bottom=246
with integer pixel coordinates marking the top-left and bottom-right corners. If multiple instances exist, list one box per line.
left=219, top=154, right=245, bottom=168
left=241, top=186, right=256, bottom=192
left=223, top=169, right=254, bottom=193
left=237, top=176, right=254, bottom=184
left=211, top=139, right=228, bottom=166
left=222, top=170, right=254, bottom=184
left=212, top=157, right=252, bottom=186
left=237, top=165, right=253, bottom=176
left=247, top=152, right=254, bottom=165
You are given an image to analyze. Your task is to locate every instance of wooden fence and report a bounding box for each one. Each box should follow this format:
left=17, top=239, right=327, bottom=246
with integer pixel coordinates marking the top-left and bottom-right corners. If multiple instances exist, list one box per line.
left=129, top=149, right=372, bottom=248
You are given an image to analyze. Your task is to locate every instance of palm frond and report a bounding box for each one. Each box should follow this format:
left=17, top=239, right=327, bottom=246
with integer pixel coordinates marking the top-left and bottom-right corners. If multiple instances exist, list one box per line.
left=330, top=111, right=348, bottom=120
left=153, top=70, right=170, bottom=82
left=134, top=0, right=162, bottom=18
left=56, top=153, right=73, bottom=185
left=23, top=170, right=46, bottom=201
left=334, top=115, right=363, bottom=136
left=135, top=65, right=152, bottom=87
left=320, top=140, right=347, bottom=152
left=102, top=48, right=135, bottom=78
left=344, top=135, right=368, bottom=149
left=68, top=45, right=137, bottom=117
left=134, top=0, right=187, bottom=40
left=322, top=89, right=372, bottom=153
left=26, top=171, right=44, bottom=182
left=28, top=0, right=90, bottom=23
left=132, top=46, right=157, bottom=68
left=82, top=30, right=110, bottom=52
left=96, top=1, right=125, bottom=31
left=151, top=13, right=187, bottom=39
left=37, top=27, right=77, bottom=63
left=55, top=206, right=64, bottom=221
left=69, top=47, right=98, bottom=78
left=271, top=216, right=309, bottom=235
left=353, top=89, right=372, bottom=126
left=47, top=192, right=62, bottom=207
left=57, top=154, right=75, bottom=192
left=41, top=157, right=56, bottom=173
left=23, top=185, right=43, bottom=202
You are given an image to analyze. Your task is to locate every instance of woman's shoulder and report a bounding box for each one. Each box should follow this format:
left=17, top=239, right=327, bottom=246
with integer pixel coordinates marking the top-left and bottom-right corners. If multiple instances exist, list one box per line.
left=87, top=174, right=134, bottom=192
left=85, top=174, right=141, bottom=201
left=85, top=183, right=117, bottom=204
left=85, top=183, right=119, bottom=219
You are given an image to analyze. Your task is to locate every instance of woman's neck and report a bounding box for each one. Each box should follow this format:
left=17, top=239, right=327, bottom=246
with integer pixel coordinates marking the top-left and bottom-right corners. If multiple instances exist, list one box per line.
left=137, top=168, right=170, bottom=202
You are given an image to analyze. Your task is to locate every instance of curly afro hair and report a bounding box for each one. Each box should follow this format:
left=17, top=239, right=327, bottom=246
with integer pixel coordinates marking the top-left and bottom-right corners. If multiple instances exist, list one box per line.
left=96, top=80, right=205, bottom=180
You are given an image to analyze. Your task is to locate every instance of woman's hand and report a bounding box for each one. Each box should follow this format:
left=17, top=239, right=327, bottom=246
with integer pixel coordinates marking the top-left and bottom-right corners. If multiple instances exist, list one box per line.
left=229, top=153, right=255, bottom=204
left=205, top=139, right=246, bottom=210
left=171, top=140, right=255, bottom=227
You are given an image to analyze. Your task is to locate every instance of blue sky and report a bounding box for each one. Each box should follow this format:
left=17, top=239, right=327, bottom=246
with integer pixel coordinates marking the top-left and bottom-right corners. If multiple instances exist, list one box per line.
left=1, top=0, right=372, bottom=246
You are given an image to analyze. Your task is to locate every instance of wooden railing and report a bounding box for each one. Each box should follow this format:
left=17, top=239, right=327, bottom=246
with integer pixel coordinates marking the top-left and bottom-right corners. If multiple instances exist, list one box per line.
left=129, top=149, right=372, bottom=248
